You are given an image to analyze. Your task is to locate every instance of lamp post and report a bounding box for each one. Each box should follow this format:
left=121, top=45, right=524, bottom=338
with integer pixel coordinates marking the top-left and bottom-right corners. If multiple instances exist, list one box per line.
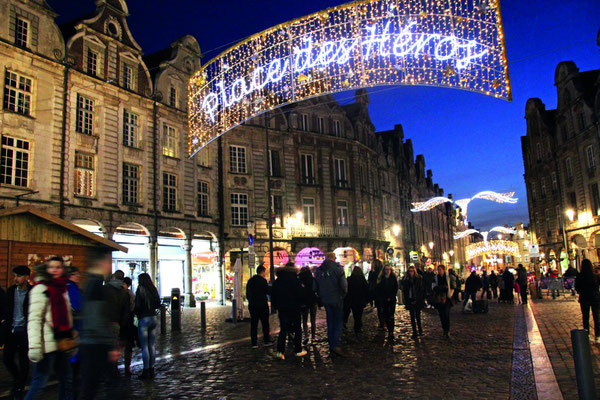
left=562, top=208, right=575, bottom=271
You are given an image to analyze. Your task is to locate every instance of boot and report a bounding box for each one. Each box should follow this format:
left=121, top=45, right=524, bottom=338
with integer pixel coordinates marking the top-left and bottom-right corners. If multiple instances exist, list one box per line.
left=124, top=352, right=133, bottom=376
left=149, top=367, right=155, bottom=378
left=139, top=369, right=150, bottom=380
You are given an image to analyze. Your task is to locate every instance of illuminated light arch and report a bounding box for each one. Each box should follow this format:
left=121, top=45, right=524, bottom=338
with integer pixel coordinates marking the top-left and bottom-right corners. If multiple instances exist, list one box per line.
left=489, top=226, right=516, bottom=235
left=453, top=228, right=479, bottom=240
left=465, top=240, right=519, bottom=260
left=412, top=191, right=517, bottom=218
left=188, top=0, right=511, bottom=156
left=410, top=196, right=452, bottom=212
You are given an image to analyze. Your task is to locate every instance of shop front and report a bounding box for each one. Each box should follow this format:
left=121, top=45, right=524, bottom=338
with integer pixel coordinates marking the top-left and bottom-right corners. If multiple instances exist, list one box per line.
left=294, top=247, right=326, bottom=269
left=192, top=245, right=220, bottom=301
left=334, top=247, right=360, bottom=276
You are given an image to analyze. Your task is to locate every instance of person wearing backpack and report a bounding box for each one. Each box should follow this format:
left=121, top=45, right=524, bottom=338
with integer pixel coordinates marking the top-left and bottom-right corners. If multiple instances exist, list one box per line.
left=134, top=273, right=161, bottom=379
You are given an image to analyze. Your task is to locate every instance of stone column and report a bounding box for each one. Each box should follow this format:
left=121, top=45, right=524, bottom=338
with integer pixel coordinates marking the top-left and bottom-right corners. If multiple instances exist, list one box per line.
left=184, top=237, right=196, bottom=307
left=149, top=237, right=158, bottom=286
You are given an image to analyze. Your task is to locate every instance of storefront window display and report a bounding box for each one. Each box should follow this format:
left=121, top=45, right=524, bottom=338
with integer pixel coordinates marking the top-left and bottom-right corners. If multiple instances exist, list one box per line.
left=295, top=247, right=325, bottom=269
left=192, top=250, right=219, bottom=300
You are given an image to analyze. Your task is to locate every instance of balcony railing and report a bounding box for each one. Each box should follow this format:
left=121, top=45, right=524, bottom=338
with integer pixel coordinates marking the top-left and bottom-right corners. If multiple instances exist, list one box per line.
left=289, top=225, right=385, bottom=240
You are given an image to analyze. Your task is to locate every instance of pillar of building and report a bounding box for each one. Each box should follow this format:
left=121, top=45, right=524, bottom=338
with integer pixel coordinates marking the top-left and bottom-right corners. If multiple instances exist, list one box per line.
left=149, top=238, right=158, bottom=286
left=184, top=237, right=196, bottom=307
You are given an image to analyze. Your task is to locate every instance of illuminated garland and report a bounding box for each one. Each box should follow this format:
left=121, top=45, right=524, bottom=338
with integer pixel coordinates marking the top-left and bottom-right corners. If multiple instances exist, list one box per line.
left=453, top=229, right=479, bottom=240
left=410, top=196, right=452, bottom=212
left=412, top=191, right=517, bottom=219
left=466, top=240, right=519, bottom=260
left=489, top=226, right=516, bottom=235
left=188, top=0, right=511, bottom=156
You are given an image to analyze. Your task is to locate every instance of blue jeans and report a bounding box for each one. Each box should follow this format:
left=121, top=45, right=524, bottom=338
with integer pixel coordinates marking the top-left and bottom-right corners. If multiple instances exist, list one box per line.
left=324, top=303, right=343, bottom=351
left=138, top=316, right=157, bottom=370
left=25, top=351, right=72, bottom=400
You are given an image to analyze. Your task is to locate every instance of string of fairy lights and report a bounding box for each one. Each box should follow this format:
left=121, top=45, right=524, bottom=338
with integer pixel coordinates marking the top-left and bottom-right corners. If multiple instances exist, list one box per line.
left=187, top=0, right=511, bottom=156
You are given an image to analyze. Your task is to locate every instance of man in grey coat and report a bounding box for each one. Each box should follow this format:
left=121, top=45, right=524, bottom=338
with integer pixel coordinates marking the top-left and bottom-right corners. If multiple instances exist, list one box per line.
left=314, top=252, right=347, bottom=356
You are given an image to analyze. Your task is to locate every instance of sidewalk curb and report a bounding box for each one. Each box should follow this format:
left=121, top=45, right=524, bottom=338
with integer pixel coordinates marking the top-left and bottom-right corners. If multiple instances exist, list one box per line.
left=525, top=303, right=564, bottom=400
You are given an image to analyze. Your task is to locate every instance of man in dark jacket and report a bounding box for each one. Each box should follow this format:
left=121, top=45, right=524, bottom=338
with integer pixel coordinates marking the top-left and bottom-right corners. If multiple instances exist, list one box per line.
left=314, top=253, right=347, bottom=356
left=423, top=267, right=435, bottom=308
left=80, top=248, right=123, bottom=399
left=246, top=265, right=272, bottom=348
left=2, top=265, right=32, bottom=398
left=271, top=263, right=306, bottom=359
left=489, top=270, right=499, bottom=299
left=463, top=271, right=482, bottom=311
left=516, top=264, right=529, bottom=304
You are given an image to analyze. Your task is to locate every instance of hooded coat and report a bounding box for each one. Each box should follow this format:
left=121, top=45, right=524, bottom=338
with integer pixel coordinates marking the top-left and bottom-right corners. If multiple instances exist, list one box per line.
left=27, top=264, right=73, bottom=362
left=314, top=259, right=347, bottom=307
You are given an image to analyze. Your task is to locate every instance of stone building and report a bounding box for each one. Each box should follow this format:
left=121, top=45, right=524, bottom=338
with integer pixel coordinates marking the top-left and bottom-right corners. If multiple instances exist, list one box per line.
left=0, top=0, right=464, bottom=303
left=522, top=59, right=600, bottom=273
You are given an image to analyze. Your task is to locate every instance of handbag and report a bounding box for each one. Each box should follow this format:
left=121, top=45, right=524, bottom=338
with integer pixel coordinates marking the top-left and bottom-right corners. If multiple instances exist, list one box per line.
left=56, top=330, right=79, bottom=352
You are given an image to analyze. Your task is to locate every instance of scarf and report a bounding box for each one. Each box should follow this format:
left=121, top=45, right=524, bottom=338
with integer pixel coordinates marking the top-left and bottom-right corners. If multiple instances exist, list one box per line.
left=39, top=277, right=71, bottom=339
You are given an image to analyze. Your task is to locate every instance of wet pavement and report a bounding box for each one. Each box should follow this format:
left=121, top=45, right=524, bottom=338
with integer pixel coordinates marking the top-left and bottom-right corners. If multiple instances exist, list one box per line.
left=1, top=300, right=536, bottom=399
left=530, top=297, right=600, bottom=400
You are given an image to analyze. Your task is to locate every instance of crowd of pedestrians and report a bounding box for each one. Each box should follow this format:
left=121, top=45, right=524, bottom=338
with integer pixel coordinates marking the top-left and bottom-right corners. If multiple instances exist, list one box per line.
left=0, top=248, right=161, bottom=399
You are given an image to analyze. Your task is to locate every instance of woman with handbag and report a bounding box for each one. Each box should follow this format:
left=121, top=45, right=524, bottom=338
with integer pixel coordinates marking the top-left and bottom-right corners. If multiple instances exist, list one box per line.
left=432, top=265, right=456, bottom=339
left=135, top=273, right=161, bottom=379
left=26, top=257, right=75, bottom=400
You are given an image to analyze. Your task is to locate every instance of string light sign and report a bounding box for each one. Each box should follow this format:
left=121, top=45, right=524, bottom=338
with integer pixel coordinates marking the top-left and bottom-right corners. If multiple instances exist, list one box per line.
left=188, top=0, right=511, bottom=155
left=466, top=240, right=519, bottom=260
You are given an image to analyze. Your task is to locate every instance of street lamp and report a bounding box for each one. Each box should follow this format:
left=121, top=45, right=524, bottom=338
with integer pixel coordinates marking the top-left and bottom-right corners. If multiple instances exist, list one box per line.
left=566, top=209, right=575, bottom=222
left=392, top=224, right=401, bottom=237
left=428, top=241, right=434, bottom=250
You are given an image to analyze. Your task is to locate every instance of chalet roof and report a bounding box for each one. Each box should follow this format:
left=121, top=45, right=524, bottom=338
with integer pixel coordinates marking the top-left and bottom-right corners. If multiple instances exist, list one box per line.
left=0, top=206, right=127, bottom=252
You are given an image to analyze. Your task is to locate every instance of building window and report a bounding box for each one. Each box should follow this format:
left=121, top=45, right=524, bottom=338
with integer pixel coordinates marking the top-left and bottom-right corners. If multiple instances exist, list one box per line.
left=586, top=145, right=595, bottom=169
left=122, top=163, right=139, bottom=204
left=0, top=136, right=29, bottom=187
left=123, top=110, right=139, bottom=148
left=551, top=172, right=558, bottom=193
left=86, top=49, right=98, bottom=76
left=231, top=193, right=248, bottom=226
left=270, top=195, right=283, bottom=227
left=14, top=17, right=28, bottom=48
left=334, top=158, right=348, bottom=187
left=169, top=86, right=178, bottom=108
left=560, top=124, right=567, bottom=142
left=303, top=198, right=315, bottom=225
left=197, top=149, right=209, bottom=167
left=299, top=114, right=309, bottom=131
left=229, top=145, right=247, bottom=173
left=530, top=183, right=535, bottom=200
left=75, top=152, right=94, bottom=197
left=162, top=172, right=177, bottom=212
left=544, top=209, right=551, bottom=235
left=317, top=117, right=325, bottom=134
left=578, top=113, right=586, bottom=131
left=162, top=123, right=179, bottom=158
left=3, top=71, right=32, bottom=116
left=333, top=120, right=341, bottom=137
left=75, top=94, right=94, bottom=135
left=198, top=181, right=209, bottom=216
left=540, top=178, right=546, bottom=198
left=300, top=154, right=314, bottom=184
left=566, top=158, right=573, bottom=181
left=556, top=205, right=562, bottom=233
left=268, top=149, right=281, bottom=177
left=569, top=192, right=577, bottom=216
left=536, top=142, right=542, bottom=161
left=337, top=200, right=348, bottom=226
left=383, top=195, right=389, bottom=214
left=591, top=184, right=600, bottom=217
left=122, top=64, right=133, bottom=90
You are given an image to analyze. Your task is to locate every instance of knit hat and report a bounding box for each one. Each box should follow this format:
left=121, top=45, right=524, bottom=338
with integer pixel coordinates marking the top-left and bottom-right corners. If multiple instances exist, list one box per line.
left=12, top=265, right=31, bottom=276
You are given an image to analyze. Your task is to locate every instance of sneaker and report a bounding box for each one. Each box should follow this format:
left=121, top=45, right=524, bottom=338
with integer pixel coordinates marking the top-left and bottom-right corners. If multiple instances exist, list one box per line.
left=252, top=344, right=259, bottom=349
left=295, top=350, right=308, bottom=357
left=263, top=340, right=274, bottom=347
left=274, top=352, right=285, bottom=360
left=311, top=338, right=318, bottom=345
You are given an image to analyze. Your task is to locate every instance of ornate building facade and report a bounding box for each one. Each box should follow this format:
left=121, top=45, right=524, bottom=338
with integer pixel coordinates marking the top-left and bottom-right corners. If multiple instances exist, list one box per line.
left=522, top=58, right=600, bottom=272
left=0, top=0, right=466, bottom=303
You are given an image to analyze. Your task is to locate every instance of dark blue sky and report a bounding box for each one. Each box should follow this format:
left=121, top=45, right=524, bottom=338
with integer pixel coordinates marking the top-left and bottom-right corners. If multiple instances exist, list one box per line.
left=49, top=0, right=600, bottom=230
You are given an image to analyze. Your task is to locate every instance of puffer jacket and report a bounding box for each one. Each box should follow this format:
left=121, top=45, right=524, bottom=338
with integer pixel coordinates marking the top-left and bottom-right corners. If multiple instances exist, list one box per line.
left=28, top=265, right=73, bottom=362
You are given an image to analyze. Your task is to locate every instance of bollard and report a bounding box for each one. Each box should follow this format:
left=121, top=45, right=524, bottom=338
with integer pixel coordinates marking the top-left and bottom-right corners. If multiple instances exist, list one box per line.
left=200, top=301, right=207, bottom=330
left=171, top=288, right=181, bottom=331
left=232, top=299, right=237, bottom=324
left=160, top=304, right=166, bottom=334
left=571, top=329, right=597, bottom=400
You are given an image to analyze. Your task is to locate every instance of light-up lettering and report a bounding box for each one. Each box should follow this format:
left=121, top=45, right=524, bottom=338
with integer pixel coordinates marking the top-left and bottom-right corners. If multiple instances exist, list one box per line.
left=205, top=21, right=490, bottom=120
left=189, top=0, right=511, bottom=156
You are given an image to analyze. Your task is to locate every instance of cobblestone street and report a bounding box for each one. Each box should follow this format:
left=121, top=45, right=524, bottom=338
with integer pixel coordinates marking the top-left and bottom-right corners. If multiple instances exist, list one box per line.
left=530, top=297, right=600, bottom=400
left=2, top=301, right=523, bottom=399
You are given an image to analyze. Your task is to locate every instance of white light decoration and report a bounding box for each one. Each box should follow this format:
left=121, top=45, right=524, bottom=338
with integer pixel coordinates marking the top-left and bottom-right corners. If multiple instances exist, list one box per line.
left=453, top=229, right=479, bottom=240
left=188, top=0, right=511, bottom=156
left=411, top=196, right=452, bottom=212
left=466, top=240, right=519, bottom=260
left=489, top=226, right=517, bottom=235
left=413, top=190, right=517, bottom=218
